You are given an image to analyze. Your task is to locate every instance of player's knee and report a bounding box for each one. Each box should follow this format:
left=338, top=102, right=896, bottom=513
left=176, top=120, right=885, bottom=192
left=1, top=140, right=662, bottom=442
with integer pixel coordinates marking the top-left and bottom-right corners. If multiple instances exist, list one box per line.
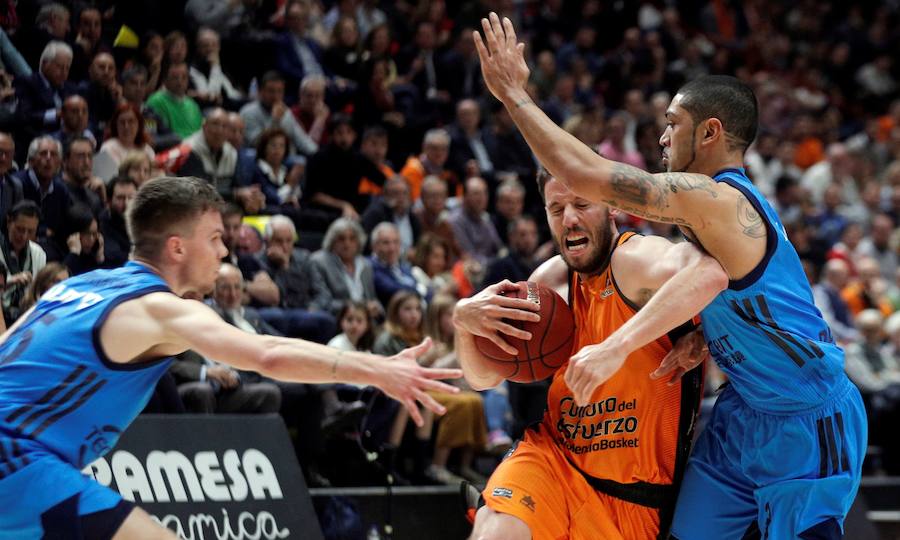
left=470, top=506, right=530, bottom=540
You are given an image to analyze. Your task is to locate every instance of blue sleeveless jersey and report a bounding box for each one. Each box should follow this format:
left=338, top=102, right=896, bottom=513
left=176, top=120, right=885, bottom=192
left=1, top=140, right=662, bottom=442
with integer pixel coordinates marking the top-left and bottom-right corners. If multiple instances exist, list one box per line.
left=700, top=169, right=846, bottom=413
left=0, top=262, right=173, bottom=472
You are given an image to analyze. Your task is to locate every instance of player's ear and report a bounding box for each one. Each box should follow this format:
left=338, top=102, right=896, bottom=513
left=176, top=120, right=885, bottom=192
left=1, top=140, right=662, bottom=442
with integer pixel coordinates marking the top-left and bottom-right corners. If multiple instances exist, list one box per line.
left=700, top=118, right=724, bottom=147
left=165, top=235, right=186, bottom=262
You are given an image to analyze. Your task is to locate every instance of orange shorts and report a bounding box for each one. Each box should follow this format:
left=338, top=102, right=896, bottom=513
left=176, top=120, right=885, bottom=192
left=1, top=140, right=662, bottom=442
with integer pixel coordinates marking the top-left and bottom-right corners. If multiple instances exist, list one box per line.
left=483, top=424, right=660, bottom=540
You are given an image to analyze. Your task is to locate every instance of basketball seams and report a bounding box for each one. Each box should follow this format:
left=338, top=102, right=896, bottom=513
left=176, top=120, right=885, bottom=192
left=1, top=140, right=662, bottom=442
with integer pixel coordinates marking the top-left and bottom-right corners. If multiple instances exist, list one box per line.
left=473, top=281, right=575, bottom=382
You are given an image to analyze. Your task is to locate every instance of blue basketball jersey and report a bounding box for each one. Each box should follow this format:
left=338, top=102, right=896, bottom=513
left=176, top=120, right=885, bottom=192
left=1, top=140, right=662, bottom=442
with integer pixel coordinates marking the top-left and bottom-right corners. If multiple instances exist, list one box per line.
left=0, top=262, right=173, bottom=472
left=700, top=168, right=846, bottom=413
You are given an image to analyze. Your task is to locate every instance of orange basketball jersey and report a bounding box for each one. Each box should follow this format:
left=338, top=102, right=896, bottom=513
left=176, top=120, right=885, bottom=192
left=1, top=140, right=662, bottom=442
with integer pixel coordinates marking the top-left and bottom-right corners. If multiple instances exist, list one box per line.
left=542, top=232, right=702, bottom=498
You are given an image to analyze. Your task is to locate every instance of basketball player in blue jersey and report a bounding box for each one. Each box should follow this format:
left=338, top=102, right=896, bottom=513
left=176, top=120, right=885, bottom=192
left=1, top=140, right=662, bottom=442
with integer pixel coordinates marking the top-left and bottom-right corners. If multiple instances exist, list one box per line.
left=0, top=176, right=463, bottom=539
left=474, top=13, right=866, bottom=539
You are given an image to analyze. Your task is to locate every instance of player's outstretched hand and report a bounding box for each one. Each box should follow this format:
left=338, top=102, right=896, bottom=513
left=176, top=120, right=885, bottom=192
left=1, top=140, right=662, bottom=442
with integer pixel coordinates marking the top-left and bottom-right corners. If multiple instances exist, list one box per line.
left=379, top=338, right=464, bottom=427
left=651, top=328, right=709, bottom=385
left=453, top=279, right=540, bottom=355
left=473, top=12, right=530, bottom=105
left=565, top=341, right=628, bottom=406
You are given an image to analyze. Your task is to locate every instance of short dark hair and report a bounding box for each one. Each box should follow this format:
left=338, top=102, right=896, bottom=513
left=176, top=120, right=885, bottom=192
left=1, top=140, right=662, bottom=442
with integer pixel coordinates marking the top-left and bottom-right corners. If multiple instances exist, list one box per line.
left=261, top=70, right=284, bottom=88
left=221, top=202, right=243, bottom=220
left=8, top=200, right=41, bottom=222
left=107, top=175, right=138, bottom=200
left=121, top=65, right=148, bottom=84
left=361, top=125, right=387, bottom=142
left=127, top=176, right=223, bottom=260
left=64, top=135, right=93, bottom=158
left=676, top=75, right=758, bottom=152
left=60, top=203, right=95, bottom=238
left=329, top=113, right=354, bottom=134
left=507, top=215, right=537, bottom=238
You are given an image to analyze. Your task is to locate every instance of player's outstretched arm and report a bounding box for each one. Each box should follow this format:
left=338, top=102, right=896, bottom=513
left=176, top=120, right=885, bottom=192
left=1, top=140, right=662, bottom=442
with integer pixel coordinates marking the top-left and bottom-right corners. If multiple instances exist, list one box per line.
left=102, top=293, right=461, bottom=426
left=473, top=13, right=735, bottom=229
left=565, top=240, right=727, bottom=405
left=453, top=279, right=542, bottom=390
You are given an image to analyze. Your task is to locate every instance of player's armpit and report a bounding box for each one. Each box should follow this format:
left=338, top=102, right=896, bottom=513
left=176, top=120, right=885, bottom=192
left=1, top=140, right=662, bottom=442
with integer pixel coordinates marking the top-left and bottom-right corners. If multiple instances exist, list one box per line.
left=529, top=255, right=569, bottom=303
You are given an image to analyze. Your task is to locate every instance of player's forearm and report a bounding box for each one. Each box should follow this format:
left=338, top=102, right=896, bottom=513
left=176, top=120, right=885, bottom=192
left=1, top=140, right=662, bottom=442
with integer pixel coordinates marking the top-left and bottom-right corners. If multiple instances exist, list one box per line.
left=504, top=92, right=701, bottom=226
left=605, top=255, right=727, bottom=358
left=258, top=336, right=383, bottom=386
left=504, top=90, right=617, bottom=198
left=455, top=330, right=503, bottom=390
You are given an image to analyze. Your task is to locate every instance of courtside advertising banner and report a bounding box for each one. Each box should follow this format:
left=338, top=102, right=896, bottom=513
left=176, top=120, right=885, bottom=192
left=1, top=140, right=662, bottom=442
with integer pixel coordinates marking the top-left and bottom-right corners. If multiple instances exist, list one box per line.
left=82, top=414, right=323, bottom=540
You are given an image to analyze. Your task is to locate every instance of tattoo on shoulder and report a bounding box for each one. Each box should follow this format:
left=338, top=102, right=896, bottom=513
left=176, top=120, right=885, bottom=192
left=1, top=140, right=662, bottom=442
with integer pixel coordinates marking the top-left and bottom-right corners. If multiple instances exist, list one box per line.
left=737, top=195, right=766, bottom=238
left=662, top=173, right=719, bottom=199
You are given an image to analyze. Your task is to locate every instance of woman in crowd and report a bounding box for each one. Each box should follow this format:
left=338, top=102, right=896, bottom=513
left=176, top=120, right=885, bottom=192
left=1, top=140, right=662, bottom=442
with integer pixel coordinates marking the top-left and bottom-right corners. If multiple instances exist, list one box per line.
left=248, top=128, right=303, bottom=210
left=421, top=294, right=491, bottom=483
left=412, top=233, right=456, bottom=299
left=311, top=218, right=383, bottom=319
left=374, top=290, right=484, bottom=484
left=94, top=104, right=156, bottom=182
left=324, top=16, right=363, bottom=82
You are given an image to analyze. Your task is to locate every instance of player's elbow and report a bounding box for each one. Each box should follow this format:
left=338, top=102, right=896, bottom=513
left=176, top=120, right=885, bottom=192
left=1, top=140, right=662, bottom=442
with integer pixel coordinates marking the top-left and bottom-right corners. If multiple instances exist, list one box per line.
left=464, top=372, right=502, bottom=391
left=254, top=338, right=288, bottom=376
left=697, top=256, right=729, bottom=295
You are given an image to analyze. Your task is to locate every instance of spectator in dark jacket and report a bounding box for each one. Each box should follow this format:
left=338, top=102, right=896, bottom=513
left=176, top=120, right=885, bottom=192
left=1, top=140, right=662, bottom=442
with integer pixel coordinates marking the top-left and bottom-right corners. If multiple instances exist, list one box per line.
left=361, top=175, right=422, bottom=256
left=17, top=136, right=72, bottom=238
left=100, top=176, right=136, bottom=268
left=0, top=132, right=22, bottom=224
left=483, top=216, right=542, bottom=288
left=369, top=221, right=427, bottom=307
left=14, top=41, right=75, bottom=161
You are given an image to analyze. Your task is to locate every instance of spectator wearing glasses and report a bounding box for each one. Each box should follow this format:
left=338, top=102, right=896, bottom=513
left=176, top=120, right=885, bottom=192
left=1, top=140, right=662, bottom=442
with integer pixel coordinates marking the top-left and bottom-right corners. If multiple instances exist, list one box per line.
left=0, top=200, right=46, bottom=325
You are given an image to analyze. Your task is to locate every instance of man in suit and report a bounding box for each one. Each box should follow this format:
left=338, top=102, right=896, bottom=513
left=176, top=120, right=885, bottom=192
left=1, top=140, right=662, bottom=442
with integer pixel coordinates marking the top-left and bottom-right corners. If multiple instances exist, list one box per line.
left=482, top=216, right=542, bottom=288
left=170, top=279, right=281, bottom=414
left=14, top=41, right=75, bottom=161
left=361, top=175, right=422, bottom=257
left=448, top=98, right=498, bottom=184
left=210, top=263, right=340, bottom=486
left=0, top=133, right=23, bottom=225
left=16, top=136, right=72, bottom=238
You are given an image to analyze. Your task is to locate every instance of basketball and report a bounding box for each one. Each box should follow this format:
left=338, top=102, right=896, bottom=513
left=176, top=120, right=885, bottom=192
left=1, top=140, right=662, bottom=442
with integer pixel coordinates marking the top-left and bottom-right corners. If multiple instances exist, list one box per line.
left=474, top=281, right=576, bottom=383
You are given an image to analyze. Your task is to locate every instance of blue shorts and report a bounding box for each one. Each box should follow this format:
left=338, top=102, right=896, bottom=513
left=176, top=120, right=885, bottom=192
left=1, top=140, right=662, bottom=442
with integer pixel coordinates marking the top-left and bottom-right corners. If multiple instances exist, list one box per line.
left=0, top=450, right=130, bottom=539
left=671, top=378, right=866, bottom=539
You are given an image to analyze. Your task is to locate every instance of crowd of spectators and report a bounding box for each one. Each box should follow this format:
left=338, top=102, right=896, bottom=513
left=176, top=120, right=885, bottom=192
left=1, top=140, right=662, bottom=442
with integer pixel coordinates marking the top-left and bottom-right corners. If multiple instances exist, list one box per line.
left=2, top=0, right=900, bottom=485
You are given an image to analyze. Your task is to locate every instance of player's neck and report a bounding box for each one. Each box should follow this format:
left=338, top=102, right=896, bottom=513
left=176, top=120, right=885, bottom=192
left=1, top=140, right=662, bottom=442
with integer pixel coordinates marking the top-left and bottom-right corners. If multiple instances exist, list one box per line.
left=688, top=149, right=745, bottom=177
left=130, top=257, right=188, bottom=296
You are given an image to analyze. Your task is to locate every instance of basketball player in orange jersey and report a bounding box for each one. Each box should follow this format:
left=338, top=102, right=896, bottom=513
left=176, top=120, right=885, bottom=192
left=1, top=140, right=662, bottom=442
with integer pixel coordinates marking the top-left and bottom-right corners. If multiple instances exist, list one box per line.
left=453, top=170, right=728, bottom=539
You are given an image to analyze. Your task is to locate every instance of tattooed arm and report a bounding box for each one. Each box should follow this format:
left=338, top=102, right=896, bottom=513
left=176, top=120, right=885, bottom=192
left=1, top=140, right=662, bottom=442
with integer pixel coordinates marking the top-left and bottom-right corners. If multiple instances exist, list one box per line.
left=474, top=11, right=768, bottom=284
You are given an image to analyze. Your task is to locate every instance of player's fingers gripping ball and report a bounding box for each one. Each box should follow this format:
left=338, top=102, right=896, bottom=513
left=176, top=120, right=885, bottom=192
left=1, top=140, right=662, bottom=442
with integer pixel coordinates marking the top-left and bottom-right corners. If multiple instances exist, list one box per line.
left=474, top=281, right=575, bottom=382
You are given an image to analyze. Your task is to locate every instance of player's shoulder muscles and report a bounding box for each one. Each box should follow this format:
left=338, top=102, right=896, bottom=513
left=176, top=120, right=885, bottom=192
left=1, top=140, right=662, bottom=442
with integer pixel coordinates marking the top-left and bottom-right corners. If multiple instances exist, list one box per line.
left=612, top=235, right=680, bottom=305
left=530, top=255, right=569, bottom=303
left=99, top=292, right=186, bottom=363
